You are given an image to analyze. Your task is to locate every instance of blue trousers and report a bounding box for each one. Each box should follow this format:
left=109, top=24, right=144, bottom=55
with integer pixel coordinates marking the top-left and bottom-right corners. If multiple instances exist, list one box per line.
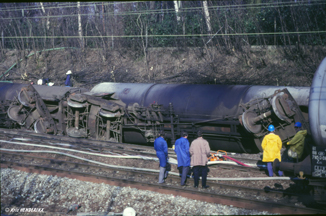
left=178, top=166, right=190, bottom=185
left=193, top=166, right=208, bottom=187
left=267, top=162, right=283, bottom=177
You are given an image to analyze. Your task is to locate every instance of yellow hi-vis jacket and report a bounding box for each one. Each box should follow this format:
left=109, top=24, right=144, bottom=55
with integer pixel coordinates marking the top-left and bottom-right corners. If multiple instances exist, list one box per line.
left=261, top=133, right=282, bottom=162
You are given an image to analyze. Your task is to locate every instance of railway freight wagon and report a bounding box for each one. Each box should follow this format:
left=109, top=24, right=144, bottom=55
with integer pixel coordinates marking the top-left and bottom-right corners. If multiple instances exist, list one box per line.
left=0, top=58, right=325, bottom=203
left=0, top=78, right=310, bottom=153
left=90, top=81, right=309, bottom=153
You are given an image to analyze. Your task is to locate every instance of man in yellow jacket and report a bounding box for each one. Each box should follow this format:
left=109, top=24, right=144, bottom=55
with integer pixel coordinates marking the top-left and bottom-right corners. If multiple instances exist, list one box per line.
left=283, top=122, right=307, bottom=162
left=261, top=125, right=283, bottom=177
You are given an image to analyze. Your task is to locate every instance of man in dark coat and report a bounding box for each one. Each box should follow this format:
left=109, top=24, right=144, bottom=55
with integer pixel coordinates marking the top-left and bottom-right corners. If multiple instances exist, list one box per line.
left=154, top=130, right=168, bottom=183
left=174, top=131, right=190, bottom=186
left=189, top=130, right=211, bottom=189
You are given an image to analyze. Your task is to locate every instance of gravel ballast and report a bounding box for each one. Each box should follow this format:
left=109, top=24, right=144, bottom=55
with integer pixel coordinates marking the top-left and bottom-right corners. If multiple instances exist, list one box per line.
left=1, top=168, right=277, bottom=215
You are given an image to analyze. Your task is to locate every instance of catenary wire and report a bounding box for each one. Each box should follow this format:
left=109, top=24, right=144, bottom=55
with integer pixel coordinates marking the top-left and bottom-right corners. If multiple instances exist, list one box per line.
left=0, top=1, right=325, bottom=20
left=1, top=30, right=325, bottom=39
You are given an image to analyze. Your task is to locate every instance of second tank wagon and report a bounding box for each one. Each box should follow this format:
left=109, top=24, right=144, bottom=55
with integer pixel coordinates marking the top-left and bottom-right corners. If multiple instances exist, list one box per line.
left=90, top=83, right=310, bottom=152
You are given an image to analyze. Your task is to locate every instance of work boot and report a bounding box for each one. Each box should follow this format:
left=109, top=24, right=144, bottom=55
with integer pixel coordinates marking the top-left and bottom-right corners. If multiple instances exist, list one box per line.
left=158, top=167, right=166, bottom=183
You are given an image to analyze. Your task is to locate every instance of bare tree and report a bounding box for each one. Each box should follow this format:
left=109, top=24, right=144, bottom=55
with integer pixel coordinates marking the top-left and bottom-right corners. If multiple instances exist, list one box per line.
left=173, top=0, right=181, bottom=22
left=77, top=2, right=84, bottom=49
left=39, top=2, right=50, bottom=30
left=136, top=14, right=149, bottom=79
left=202, top=0, right=212, bottom=33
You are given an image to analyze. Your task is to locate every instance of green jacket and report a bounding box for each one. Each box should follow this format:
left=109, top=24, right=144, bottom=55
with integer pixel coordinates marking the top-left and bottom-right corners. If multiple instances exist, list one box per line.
left=287, top=130, right=307, bottom=159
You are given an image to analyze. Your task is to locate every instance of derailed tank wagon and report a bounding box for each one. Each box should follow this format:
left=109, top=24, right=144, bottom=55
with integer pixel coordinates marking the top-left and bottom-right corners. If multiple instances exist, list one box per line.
left=89, top=82, right=310, bottom=153
left=0, top=58, right=326, bottom=204
left=1, top=79, right=310, bottom=153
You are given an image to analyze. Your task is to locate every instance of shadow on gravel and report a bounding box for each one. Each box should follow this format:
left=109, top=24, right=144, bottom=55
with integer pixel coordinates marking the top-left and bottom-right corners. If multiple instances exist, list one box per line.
left=263, top=179, right=325, bottom=210
left=285, top=179, right=324, bottom=210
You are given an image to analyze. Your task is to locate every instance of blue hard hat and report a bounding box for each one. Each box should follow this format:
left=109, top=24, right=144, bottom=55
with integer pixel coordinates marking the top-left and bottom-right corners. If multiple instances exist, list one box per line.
left=294, top=122, right=302, bottom=128
left=268, top=125, right=275, bottom=132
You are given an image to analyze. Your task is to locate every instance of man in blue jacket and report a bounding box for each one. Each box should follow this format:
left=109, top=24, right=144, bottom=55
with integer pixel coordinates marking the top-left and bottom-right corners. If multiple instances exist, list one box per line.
left=154, top=130, right=168, bottom=184
left=174, top=131, right=190, bottom=186
left=65, top=70, right=73, bottom=87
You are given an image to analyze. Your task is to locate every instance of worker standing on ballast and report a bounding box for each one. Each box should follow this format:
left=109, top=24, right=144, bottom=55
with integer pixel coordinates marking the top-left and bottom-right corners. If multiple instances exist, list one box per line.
left=174, top=131, right=191, bottom=186
left=154, top=130, right=168, bottom=184
left=189, top=130, right=211, bottom=189
left=261, top=125, right=283, bottom=177
left=283, top=122, right=307, bottom=162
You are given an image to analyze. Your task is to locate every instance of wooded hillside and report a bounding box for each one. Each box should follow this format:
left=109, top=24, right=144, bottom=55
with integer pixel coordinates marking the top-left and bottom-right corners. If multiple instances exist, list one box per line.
left=0, top=1, right=325, bottom=87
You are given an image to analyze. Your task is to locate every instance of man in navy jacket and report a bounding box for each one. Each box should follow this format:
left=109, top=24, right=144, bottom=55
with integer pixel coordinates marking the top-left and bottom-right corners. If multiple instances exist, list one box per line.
left=65, top=70, right=73, bottom=87
left=174, top=131, right=191, bottom=186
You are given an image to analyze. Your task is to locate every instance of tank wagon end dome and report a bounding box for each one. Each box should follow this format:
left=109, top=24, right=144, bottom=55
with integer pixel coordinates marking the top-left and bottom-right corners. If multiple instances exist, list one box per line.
left=309, top=57, right=326, bottom=147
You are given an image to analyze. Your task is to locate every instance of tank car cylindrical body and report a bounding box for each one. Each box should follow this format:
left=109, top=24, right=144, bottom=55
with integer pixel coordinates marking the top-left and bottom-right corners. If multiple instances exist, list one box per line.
left=270, top=57, right=326, bottom=205
left=91, top=83, right=309, bottom=119
left=0, top=80, right=311, bottom=153
left=90, top=83, right=310, bottom=152
left=309, top=57, right=326, bottom=147
left=0, top=83, right=28, bottom=102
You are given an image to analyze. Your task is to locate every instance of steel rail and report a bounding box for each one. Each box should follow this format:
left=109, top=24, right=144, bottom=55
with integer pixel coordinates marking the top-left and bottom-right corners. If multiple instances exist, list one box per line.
left=229, top=156, right=261, bottom=163
left=0, top=129, right=269, bottom=176
left=0, top=128, right=262, bottom=164
left=1, top=152, right=320, bottom=213
left=211, top=163, right=266, bottom=174
left=0, top=138, right=158, bottom=158
left=0, top=129, right=255, bottom=161
left=0, top=128, right=156, bottom=153
left=1, top=159, right=324, bottom=215
left=0, top=137, right=266, bottom=175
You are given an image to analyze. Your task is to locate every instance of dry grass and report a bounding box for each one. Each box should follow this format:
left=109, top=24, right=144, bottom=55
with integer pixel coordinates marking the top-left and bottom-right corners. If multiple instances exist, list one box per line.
left=1, top=46, right=325, bottom=89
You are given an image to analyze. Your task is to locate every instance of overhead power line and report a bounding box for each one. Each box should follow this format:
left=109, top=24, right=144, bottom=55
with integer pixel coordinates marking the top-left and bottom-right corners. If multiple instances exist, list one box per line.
left=0, top=1, right=325, bottom=20
left=0, top=1, right=145, bottom=12
left=2, top=30, right=326, bottom=39
left=0, top=0, right=324, bottom=13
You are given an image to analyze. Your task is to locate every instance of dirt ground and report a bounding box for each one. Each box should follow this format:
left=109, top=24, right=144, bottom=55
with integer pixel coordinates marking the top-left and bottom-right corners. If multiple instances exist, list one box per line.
left=1, top=46, right=325, bottom=90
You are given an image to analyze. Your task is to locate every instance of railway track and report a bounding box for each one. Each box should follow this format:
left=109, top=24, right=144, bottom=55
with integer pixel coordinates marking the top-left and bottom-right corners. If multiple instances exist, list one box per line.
left=0, top=128, right=263, bottom=168
left=0, top=137, right=268, bottom=177
left=0, top=129, right=301, bottom=180
left=1, top=149, right=325, bottom=214
left=0, top=128, right=155, bottom=153
left=1, top=128, right=325, bottom=214
left=0, top=152, right=303, bottom=201
left=0, top=129, right=296, bottom=184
